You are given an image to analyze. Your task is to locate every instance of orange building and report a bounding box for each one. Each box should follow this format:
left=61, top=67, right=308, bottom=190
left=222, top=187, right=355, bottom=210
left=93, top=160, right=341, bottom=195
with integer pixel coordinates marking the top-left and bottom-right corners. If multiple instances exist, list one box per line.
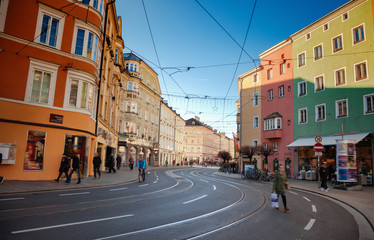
left=0, top=0, right=106, bottom=180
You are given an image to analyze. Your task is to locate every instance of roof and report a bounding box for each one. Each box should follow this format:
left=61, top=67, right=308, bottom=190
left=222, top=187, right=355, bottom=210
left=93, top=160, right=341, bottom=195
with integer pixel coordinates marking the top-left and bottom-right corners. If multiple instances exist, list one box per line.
left=124, top=53, right=142, bottom=62
left=185, top=118, right=204, bottom=126
left=264, top=112, right=282, bottom=120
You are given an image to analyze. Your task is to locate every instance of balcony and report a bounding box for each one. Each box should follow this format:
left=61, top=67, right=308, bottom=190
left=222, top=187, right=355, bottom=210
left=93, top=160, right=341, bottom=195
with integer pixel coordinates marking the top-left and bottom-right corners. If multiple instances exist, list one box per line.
left=128, top=71, right=140, bottom=78
left=264, top=129, right=282, bottom=139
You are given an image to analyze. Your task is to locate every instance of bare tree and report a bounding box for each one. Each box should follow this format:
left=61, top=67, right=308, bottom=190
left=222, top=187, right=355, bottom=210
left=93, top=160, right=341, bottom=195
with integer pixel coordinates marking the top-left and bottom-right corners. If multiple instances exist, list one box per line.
left=259, top=144, right=275, bottom=168
left=218, top=151, right=232, bottom=163
left=239, top=145, right=258, bottom=164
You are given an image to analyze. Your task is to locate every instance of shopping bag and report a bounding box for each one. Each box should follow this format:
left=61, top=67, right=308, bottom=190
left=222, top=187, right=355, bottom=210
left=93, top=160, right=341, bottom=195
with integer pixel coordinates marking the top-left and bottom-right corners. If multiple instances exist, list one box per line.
left=271, top=192, right=279, bottom=208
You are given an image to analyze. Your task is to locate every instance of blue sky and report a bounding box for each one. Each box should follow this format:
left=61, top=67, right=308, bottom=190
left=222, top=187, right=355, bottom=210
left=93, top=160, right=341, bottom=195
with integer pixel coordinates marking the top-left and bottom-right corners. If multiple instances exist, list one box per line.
left=115, top=0, right=350, bottom=137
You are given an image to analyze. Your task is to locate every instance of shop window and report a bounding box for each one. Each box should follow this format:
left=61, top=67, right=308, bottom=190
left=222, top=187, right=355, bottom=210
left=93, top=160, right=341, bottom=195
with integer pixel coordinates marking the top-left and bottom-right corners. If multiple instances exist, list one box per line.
left=24, top=130, right=45, bottom=171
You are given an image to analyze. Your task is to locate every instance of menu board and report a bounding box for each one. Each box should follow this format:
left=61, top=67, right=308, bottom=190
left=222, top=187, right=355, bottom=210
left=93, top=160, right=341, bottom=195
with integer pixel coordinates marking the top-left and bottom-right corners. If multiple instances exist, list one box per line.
left=336, top=139, right=356, bottom=182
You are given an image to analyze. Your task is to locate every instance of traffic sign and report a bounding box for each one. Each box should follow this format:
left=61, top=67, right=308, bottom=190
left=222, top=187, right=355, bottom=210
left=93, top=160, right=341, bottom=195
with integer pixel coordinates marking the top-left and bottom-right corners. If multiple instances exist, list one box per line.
left=315, top=152, right=322, bottom=156
left=314, top=142, right=323, bottom=152
left=315, top=136, right=322, bottom=143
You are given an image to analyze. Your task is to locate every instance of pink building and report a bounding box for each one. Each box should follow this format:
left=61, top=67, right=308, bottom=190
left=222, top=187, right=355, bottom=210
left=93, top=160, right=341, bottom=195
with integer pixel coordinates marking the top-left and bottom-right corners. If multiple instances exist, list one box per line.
left=259, top=39, right=294, bottom=176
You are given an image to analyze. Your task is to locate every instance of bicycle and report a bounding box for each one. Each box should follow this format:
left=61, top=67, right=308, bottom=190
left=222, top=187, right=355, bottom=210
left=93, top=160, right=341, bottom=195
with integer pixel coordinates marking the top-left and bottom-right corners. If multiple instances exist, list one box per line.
left=138, top=168, right=145, bottom=182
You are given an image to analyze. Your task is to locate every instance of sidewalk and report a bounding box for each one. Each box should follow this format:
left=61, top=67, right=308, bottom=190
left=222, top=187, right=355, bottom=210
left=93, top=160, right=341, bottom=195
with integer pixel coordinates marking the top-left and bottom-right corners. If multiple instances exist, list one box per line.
left=215, top=171, right=374, bottom=237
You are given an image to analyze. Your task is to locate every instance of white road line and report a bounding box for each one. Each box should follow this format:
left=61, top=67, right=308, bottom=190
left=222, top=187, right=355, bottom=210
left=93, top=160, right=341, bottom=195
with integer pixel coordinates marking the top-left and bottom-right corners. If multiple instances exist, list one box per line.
left=183, top=195, right=208, bottom=205
left=304, top=218, right=316, bottom=230
left=289, top=191, right=298, bottom=195
left=59, top=192, right=90, bottom=197
left=0, top=197, right=25, bottom=201
left=312, top=205, right=317, bottom=212
left=109, top=187, right=128, bottom=192
left=153, top=181, right=158, bottom=184
left=303, top=196, right=311, bottom=202
left=213, top=185, right=216, bottom=191
left=12, top=214, right=134, bottom=234
left=200, top=179, right=209, bottom=183
left=139, top=184, right=148, bottom=187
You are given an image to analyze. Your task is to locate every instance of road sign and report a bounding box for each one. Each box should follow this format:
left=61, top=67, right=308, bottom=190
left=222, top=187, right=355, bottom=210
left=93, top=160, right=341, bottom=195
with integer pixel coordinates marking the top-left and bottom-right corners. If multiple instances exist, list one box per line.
left=315, top=152, right=322, bottom=156
left=315, top=136, right=322, bottom=143
left=314, top=142, right=323, bottom=152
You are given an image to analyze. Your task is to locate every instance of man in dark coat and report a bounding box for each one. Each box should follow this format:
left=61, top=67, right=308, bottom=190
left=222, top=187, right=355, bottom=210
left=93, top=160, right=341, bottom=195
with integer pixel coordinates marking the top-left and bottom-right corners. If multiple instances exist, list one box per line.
left=93, top=153, right=102, bottom=179
left=55, top=154, right=70, bottom=182
left=66, top=154, right=81, bottom=184
left=319, top=162, right=329, bottom=192
left=116, top=154, right=122, bottom=170
left=108, top=153, right=116, bottom=173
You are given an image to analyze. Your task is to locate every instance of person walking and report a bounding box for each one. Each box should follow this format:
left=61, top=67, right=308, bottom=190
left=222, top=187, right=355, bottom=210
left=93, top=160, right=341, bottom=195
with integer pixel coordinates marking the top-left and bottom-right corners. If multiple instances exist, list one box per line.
left=273, top=164, right=289, bottom=212
left=55, top=154, right=70, bottom=182
left=66, top=154, right=81, bottom=184
left=107, top=153, right=116, bottom=173
left=93, top=153, right=102, bottom=179
left=129, top=157, right=134, bottom=170
left=0, top=153, right=4, bottom=184
left=116, top=154, right=122, bottom=170
left=319, top=162, right=329, bottom=192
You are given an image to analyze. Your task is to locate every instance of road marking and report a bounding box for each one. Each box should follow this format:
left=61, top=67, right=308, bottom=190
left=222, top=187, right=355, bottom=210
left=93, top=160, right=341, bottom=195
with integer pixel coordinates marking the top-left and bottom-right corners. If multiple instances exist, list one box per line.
left=289, top=191, right=298, bottom=195
left=139, top=184, right=148, bottom=187
left=153, top=181, right=158, bottom=184
left=183, top=195, right=208, bottom=204
left=200, top=179, right=209, bottom=183
left=312, top=205, right=317, bottom=212
left=213, top=185, right=216, bottom=190
left=0, top=197, right=25, bottom=201
left=303, top=196, right=311, bottom=202
left=59, top=192, right=90, bottom=197
left=12, top=214, right=134, bottom=234
left=304, top=218, right=316, bottom=230
left=109, top=187, right=128, bottom=192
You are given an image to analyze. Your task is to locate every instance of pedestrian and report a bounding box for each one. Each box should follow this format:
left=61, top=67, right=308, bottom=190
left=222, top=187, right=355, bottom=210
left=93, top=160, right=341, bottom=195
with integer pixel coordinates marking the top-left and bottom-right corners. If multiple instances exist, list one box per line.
left=116, top=154, right=121, bottom=170
left=129, top=157, right=134, bottom=170
left=165, top=160, right=168, bottom=167
left=273, top=164, right=289, bottom=212
left=0, top=153, right=4, bottom=184
left=172, top=160, right=176, bottom=166
left=319, top=162, right=329, bottom=192
left=107, top=153, right=116, bottom=173
left=55, top=154, right=70, bottom=182
left=93, top=153, right=102, bottom=179
left=66, top=154, right=81, bottom=184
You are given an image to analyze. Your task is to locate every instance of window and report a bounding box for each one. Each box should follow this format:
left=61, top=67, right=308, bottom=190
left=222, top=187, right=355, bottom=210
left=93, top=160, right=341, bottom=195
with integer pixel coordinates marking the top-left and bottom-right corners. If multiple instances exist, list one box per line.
left=280, top=63, right=286, bottom=74
left=115, top=49, right=118, bottom=63
left=264, top=117, right=282, bottom=131
left=25, top=59, right=58, bottom=106
left=0, top=0, right=9, bottom=32
left=298, top=52, right=306, bottom=67
left=273, top=142, right=278, bottom=152
left=267, top=68, right=273, bottom=80
left=279, top=85, right=284, bottom=97
left=127, top=81, right=138, bottom=92
left=253, top=93, right=259, bottom=106
left=82, top=0, right=103, bottom=12
left=73, top=23, right=100, bottom=62
left=316, top=104, right=326, bottom=121
left=323, top=24, right=328, bottom=31
left=332, top=35, right=343, bottom=53
left=353, top=25, right=365, bottom=44
left=125, top=121, right=137, bottom=134
left=355, top=61, right=368, bottom=81
left=125, top=101, right=137, bottom=114
left=335, top=68, right=346, bottom=86
left=252, top=140, right=258, bottom=147
left=336, top=99, right=348, bottom=118
left=268, top=89, right=273, bottom=101
left=253, top=73, right=258, bottom=83
left=34, top=5, right=65, bottom=49
left=253, top=117, right=259, bottom=128
left=306, top=33, right=311, bottom=40
left=298, top=108, right=307, bottom=124
left=314, top=45, right=323, bottom=61
left=343, top=13, right=349, bottom=21
left=314, top=75, right=324, bottom=92
left=364, top=94, right=374, bottom=114
left=298, top=81, right=307, bottom=97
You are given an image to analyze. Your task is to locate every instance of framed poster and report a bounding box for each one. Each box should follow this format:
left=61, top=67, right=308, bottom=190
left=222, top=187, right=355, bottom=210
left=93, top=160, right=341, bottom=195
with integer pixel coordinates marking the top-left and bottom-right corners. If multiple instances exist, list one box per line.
left=24, top=130, right=46, bottom=171
left=336, top=139, right=356, bottom=182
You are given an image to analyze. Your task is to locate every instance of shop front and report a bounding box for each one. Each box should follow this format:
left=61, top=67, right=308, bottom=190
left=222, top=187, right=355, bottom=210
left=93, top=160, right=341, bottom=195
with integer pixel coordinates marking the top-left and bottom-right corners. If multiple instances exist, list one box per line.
left=64, top=135, right=89, bottom=178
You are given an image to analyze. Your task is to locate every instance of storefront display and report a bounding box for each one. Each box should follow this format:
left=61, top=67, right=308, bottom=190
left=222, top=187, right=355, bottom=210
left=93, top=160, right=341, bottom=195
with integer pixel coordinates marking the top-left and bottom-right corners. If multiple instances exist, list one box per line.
left=336, top=139, right=356, bottom=182
left=64, top=135, right=88, bottom=177
left=24, top=130, right=45, bottom=171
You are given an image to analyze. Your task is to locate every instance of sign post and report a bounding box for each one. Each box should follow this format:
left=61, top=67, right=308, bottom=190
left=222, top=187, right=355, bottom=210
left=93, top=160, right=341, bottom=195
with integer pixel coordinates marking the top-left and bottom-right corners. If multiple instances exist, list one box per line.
left=314, top=136, right=323, bottom=189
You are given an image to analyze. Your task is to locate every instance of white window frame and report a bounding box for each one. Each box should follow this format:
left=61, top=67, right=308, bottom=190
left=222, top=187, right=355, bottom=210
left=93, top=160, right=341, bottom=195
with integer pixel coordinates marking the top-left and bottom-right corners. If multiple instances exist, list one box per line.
left=25, top=58, right=59, bottom=106
left=336, top=99, right=348, bottom=119
left=264, top=117, right=282, bottom=131
left=273, top=142, right=278, bottom=152
left=253, top=116, right=259, bottom=128
left=323, top=23, right=329, bottom=32
left=315, top=104, right=326, bottom=122
left=352, top=23, right=366, bottom=45
left=280, top=63, right=286, bottom=75
left=298, top=108, right=308, bottom=124
left=313, top=43, right=323, bottom=61
left=267, top=68, right=273, bottom=80
left=306, top=33, right=311, bottom=40
left=314, top=74, right=325, bottom=93
left=363, top=93, right=374, bottom=115
left=342, top=12, right=349, bottom=22
left=298, top=81, right=307, bottom=97
left=0, top=0, right=9, bottom=32
left=297, top=52, right=306, bottom=68
left=279, top=85, right=284, bottom=98
left=335, top=67, right=346, bottom=87
left=252, top=140, right=258, bottom=147
left=354, top=60, right=368, bottom=82
left=332, top=34, right=344, bottom=53
left=71, top=20, right=101, bottom=62
left=34, top=4, right=65, bottom=49
left=253, top=92, right=259, bottom=106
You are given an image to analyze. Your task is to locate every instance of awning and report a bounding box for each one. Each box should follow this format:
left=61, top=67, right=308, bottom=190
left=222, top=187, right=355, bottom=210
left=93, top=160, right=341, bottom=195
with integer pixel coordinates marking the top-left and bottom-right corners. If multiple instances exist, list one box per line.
left=287, top=132, right=371, bottom=147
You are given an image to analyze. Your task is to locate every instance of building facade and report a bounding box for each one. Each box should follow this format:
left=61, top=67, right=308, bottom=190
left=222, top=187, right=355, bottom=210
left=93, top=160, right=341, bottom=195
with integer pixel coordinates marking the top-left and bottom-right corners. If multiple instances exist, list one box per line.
left=0, top=0, right=105, bottom=180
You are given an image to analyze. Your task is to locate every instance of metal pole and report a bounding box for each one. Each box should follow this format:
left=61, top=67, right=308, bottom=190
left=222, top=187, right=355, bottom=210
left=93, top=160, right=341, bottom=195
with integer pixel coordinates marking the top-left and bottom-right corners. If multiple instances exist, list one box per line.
left=317, top=155, right=320, bottom=189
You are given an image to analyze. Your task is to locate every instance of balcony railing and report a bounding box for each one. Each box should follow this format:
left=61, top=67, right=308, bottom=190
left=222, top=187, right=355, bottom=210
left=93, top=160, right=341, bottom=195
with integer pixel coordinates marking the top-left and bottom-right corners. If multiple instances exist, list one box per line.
left=264, top=129, right=282, bottom=139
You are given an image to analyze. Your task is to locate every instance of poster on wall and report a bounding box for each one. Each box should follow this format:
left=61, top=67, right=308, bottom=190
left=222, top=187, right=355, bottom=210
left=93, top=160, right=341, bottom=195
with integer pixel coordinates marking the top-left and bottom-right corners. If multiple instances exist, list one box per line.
left=0, top=143, right=17, bottom=164
left=336, top=139, right=356, bottom=182
left=24, top=130, right=46, bottom=171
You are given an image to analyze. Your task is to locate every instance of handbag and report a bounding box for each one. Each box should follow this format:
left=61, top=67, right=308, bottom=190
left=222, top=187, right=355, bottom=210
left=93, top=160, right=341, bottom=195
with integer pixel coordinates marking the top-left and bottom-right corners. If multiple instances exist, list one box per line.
left=271, top=192, right=279, bottom=208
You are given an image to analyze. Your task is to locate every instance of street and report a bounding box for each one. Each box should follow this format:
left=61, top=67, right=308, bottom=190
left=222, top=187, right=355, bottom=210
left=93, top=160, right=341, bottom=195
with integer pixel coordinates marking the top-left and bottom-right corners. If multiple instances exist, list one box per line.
left=0, top=168, right=359, bottom=240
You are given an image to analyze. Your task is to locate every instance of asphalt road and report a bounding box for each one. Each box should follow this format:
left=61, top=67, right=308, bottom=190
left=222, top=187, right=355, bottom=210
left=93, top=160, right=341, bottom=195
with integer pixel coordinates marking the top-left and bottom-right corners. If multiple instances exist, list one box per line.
left=0, top=168, right=359, bottom=240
